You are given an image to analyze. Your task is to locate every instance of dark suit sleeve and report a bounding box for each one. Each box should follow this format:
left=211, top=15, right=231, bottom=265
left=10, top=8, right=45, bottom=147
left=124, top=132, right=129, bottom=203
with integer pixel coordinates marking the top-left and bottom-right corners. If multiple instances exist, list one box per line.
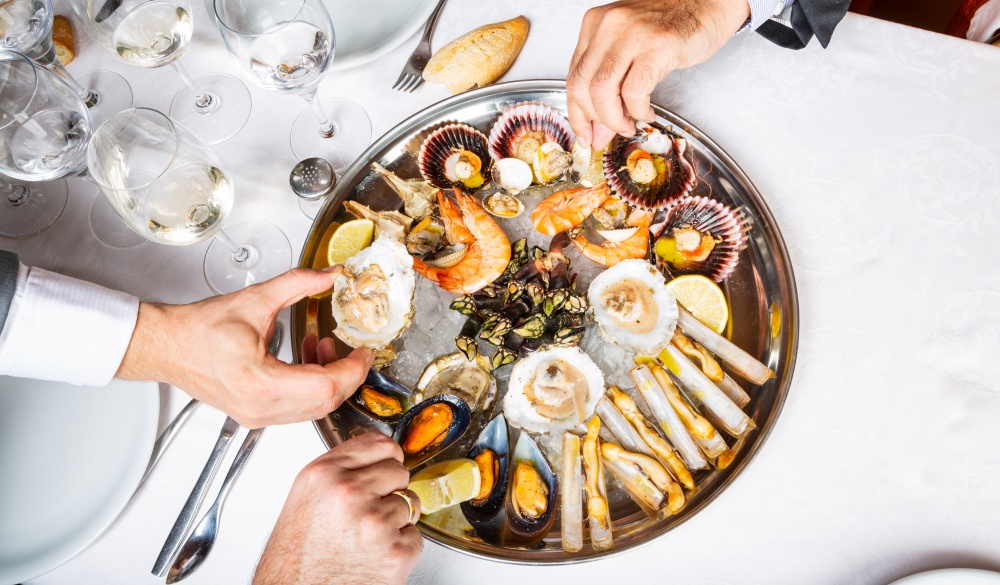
left=0, top=250, right=19, bottom=336
left=756, top=0, right=851, bottom=49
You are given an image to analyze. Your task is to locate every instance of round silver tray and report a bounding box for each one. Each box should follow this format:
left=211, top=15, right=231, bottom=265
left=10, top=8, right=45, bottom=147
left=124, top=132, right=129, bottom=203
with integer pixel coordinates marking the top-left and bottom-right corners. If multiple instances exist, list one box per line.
left=291, top=80, right=799, bottom=564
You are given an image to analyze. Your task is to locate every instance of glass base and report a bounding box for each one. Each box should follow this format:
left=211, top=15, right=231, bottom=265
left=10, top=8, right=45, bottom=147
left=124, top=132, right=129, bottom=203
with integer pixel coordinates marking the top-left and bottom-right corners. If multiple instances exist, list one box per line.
left=289, top=98, right=372, bottom=175
left=89, top=195, right=146, bottom=248
left=169, top=74, right=252, bottom=146
left=76, top=70, right=133, bottom=128
left=0, top=179, right=68, bottom=239
left=204, top=221, right=291, bottom=295
left=298, top=196, right=326, bottom=219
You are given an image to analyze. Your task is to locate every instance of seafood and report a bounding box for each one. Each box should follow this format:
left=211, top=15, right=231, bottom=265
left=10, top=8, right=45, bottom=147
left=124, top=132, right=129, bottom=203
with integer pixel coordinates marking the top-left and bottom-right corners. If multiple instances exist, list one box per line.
left=416, top=352, right=497, bottom=413
left=372, top=162, right=438, bottom=220
left=412, top=189, right=511, bottom=294
left=561, top=433, right=584, bottom=553
left=601, top=448, right=664, bottom=513
left=344, top=200, right=412, bottom=243
left=603, top=123, right=696, bottom=210
left=571, top=208, right=653, bottom=267
left=602, top=442, right=684, bottom=514
left=483, top=191, right=526, bottom=218
left=392, top=394, right=472, bottom=468
left=504, top=346, right=604, bottom=434
left=583, top=417, right=613, bottom=551
left=659, top=345, right=754, bottom=438
left=717, top=373, right=751, bottom=408
left=504, top=432, right=557, bottom=546
left=350, top=369, right=415, bottom=423
left=488, top=102, right=574, bottom=183
left=587, top=259, right=679, bottom=355
left=418, top=124, right=491, bottom=190
left=648, top=365, right=734, bottom=467
left=330, top=238, right=416, bottom=349
left=490, top=157, right=533, bottom=194
left=651, top=196, right=749, bottom=282
left=571, top=142, right=606, bottom=187
left=461, top=415, right=510, bottom=543
left=676, top=304, right=775, bottom=385
left=671, top=329, right=724, bottom=382
left=591, top=197, right=630, bottom=230
left=405, top=216, right=447, bottom=257
left=531, top=183, right=611, bottom=236
left=629, top=365, right=709, bottom=472
left=607, top=386, right=695, bottom=490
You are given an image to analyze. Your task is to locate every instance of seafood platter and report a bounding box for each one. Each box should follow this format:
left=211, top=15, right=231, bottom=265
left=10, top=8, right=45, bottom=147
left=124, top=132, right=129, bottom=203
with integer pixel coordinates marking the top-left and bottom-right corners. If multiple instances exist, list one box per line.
left=292, top=81, right=798, bottom=563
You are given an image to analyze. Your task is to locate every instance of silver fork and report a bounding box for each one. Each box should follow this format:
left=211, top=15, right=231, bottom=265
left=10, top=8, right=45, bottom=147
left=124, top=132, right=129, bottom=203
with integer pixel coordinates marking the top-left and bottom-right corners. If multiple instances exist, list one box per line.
left=391, top=0, right=448, bottom=92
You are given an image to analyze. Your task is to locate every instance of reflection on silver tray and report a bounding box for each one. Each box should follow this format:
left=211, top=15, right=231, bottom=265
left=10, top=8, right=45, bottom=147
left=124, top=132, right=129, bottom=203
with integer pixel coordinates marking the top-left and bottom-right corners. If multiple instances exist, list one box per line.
left=292, top=80, right=799, bottom=564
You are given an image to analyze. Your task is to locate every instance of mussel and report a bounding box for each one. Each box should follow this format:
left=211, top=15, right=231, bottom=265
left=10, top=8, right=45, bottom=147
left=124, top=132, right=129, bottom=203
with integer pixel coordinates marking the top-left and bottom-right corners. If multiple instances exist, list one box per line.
left=349, top=369, right=416, bottom=423
left=503, top=432, right=558, bottom=547
left=392, top=394, right=472, bottom=468
left=416, top=352, right=497, bottom=414
left=460, top=414, right=511, bottom=544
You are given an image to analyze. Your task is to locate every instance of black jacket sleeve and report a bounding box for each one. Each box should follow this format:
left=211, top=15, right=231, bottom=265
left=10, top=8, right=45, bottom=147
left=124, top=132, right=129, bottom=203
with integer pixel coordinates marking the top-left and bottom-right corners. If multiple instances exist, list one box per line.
left=0, top=250, right=18, bottom=336
left=756, top=0, right=851, bottom=49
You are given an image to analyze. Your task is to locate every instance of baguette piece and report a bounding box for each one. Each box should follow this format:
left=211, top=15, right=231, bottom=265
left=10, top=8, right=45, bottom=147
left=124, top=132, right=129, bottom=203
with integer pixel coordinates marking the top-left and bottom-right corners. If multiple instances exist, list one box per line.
left=52, top=15, right=75, bottom=65
left=423, top=16, right=529, bottom=95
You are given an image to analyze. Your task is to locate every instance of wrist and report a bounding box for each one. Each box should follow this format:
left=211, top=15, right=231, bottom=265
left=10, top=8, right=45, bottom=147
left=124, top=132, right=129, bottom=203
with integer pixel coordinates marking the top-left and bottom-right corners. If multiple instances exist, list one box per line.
left=116, top=302, right=178, bottom=383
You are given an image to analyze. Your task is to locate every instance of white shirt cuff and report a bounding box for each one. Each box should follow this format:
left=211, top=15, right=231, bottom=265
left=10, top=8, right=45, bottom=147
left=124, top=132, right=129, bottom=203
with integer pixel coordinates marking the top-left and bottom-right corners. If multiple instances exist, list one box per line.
left=747, top=0, right=795, bottom=30
left=0, top=263, right=139, bottom=386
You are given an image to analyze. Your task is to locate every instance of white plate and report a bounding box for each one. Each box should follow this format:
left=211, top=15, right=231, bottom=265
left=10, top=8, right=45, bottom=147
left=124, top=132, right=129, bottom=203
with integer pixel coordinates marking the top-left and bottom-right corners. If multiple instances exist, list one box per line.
left=0, top=376, right=159, bottom=584
left=322, top=0, right=439, bottom=71
left=889, top=569, right=1000, bottom=585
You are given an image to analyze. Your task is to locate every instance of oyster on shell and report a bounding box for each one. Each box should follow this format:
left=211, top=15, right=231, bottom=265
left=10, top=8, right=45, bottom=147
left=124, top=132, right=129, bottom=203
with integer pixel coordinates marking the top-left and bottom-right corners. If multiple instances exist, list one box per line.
left=503, top=346, right=604, bottom=434
left=586, top=259, right=678, bottom=355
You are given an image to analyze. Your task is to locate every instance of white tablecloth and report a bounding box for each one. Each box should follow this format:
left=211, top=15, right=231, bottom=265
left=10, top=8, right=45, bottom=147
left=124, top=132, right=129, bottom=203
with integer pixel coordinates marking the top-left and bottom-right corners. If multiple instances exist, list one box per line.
left=8, top=1, right=1000, bottom=583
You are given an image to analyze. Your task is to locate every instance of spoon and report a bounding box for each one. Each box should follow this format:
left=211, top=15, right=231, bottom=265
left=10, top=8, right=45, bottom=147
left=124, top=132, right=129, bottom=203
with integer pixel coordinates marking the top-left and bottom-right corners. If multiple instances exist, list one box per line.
left=166, top=427, right=264, bottom=583
left=290, top=157, right=336, bottom=219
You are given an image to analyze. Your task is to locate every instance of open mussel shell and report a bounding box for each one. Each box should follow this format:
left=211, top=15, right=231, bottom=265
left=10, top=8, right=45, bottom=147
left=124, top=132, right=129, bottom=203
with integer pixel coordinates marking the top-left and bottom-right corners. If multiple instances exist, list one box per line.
left=651, top=195, right=750, bottom=283
left=487, top=102, right=574, bottom=162
left=417, top=352, right=497, bottom=414
left=392, top=394, right=472, bottom=469
left=503, top=432, right=558, bottom=547
left=603, top=128, right=696, bottom=210
left=461, top=414, right=511, bottom=540
left=418, top=123, right=491, bottom=190
left=349, top=369, right=417, bottom=423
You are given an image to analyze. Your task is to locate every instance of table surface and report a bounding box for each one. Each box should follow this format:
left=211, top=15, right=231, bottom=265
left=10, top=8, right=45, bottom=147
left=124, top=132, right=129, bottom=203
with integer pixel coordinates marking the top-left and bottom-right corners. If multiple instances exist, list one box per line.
left=6, top=1, right=1000, bottom=584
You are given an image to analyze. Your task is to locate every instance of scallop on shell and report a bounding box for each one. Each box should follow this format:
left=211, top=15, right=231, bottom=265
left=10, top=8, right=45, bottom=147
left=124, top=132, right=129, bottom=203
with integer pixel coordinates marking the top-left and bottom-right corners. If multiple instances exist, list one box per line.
left=603, top=126, right=696, bottom=210
left=586, top=259, right=678, bottom=355
left=503, top=346, right=604, bottom=434
left=418, top=123, right=491, bottom=190
left=488, top=102, right=574, bottom=162
left=651, top=195, right=750, bottom=282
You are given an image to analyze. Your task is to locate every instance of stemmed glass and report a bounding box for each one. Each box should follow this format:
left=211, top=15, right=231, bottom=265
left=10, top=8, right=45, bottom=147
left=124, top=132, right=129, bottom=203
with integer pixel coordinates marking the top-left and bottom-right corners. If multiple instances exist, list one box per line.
left=213, top=0, right=371, bottom=172
left=86, top=108, right=292, bottom=294
left=0, top=0, right=132, bottom=128
left=0, top=49, right=89, bottom=239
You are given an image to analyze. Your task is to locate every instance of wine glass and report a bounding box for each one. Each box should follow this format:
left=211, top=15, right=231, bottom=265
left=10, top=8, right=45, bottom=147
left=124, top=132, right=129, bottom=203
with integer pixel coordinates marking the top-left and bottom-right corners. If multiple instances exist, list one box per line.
left=213, top=0, right=371, bottom=173
left=86, top=108, right=292, bottom=294
left=0, top=49, right=89, bottom=239
left=0, top=0, right=132, bottom=128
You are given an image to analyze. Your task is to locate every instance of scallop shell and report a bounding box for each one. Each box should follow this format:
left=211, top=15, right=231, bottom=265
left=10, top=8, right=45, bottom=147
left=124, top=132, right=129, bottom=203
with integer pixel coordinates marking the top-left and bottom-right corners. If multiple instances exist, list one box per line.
left=488, top=102, right=574, bottom=162
left=418, top=123, right=491, bottom=190
left=651, top=195, right=750, bottom=282
left=603, top=128, right=696, bottom=210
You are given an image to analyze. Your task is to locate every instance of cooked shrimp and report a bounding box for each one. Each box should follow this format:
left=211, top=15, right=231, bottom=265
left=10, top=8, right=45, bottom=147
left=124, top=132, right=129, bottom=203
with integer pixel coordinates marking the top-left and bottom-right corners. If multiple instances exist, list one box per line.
left=531, top=183, right=611, bottom=235
left=571, top=209, right=652, bottom=266
left=413, top=189, right=510, bottom=294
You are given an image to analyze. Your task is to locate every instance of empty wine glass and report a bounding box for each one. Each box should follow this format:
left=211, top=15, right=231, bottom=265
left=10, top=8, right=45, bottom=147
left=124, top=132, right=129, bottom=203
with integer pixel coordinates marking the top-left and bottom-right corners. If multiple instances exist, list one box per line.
left=213, top=0, right=371, bottom=173
left=86, top=108, right=291, bottom=294
left=0, top=49, right=89, bottom=238
left=0, top=0, right=132, bottom=128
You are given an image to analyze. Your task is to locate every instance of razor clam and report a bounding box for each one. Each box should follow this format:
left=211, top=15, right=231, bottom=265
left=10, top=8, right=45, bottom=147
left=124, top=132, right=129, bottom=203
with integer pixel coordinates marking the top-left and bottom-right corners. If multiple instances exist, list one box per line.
left=583, top=417, right=613, bottom=551
left=392, top=394, right=472, bottom=469
left=676, top=304, right=775, bottom=385
left=717, top=373, right=751, bottom=408
left=349, top=369, right=417, bottom=423
left=629, top=365, right=709, bottom=472
left=648, top=365, right=731, bottom=461
left=601, top=451, right=664, bottom=515
left=504, top=432, right=557, bottom=547
left=670, top=330, right=750, bottom=407
left=659, top=345, right=754, bottom=438
left=461, top=414, right=511, bottom=544
left=561, top=433, right=584, bottom=553
left=416, top=352, right=497, bottom=414
left=602, top=442, right=684, bottom=514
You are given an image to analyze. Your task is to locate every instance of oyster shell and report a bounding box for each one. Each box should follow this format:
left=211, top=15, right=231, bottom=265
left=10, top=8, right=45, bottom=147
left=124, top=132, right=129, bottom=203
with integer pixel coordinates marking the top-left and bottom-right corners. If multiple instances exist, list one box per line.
left=392, top=394, right=472, bottom=468
left=651, top=195, right=749, bottom=283
left=603, top=126, right=696, bottom=210
left=331, top=238, right=416, bottom=349
left=418, top=123, right=491, bottom=190
left=416, top=352, right=497, bottom=413
left=586, top=259, right=678, bottom=355
left=503, top=346, right=604, bottom=434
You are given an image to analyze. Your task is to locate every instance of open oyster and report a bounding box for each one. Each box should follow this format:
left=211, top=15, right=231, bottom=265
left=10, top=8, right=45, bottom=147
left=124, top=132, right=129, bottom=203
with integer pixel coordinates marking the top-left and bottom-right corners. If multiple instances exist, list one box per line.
left=331, top=238, right=416, bottom=349
left=586, top=259, right=678, bottom=355
left=503, top=346, right=604, bottom=434
left=416, top=352, right=497, bottom=413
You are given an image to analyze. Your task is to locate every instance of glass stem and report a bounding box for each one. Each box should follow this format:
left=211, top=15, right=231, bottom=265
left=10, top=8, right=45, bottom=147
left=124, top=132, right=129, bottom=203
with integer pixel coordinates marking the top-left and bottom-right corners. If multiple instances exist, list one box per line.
left=50, top=59, right=100, bottom=108
left=171, top=62, right=218, bottom=113
left=216, top=229, right=257, bottom=267
left=2, top=178, right=29, bottom=206
left=301, top=91, right=336, bottom=138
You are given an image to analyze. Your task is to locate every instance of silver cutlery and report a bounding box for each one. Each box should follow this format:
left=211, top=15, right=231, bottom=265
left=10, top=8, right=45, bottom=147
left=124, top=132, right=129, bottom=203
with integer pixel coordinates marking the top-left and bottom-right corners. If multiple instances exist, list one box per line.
left=391, top=0, right=448, bottom=92
left=152, top=416, right=240, bottom=577
left=140, top=398, right=202, bottom=488
left=166, top=427, right=265, bottom=583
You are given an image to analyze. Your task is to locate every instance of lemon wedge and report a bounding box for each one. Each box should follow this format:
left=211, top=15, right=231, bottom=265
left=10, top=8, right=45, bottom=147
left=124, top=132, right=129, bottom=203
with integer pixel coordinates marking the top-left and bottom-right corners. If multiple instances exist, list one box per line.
left=665, top=274, right=729, bottom=334
left=408, top=458, right=481, bottom=515
left=326, top=219, right=374, bottom=267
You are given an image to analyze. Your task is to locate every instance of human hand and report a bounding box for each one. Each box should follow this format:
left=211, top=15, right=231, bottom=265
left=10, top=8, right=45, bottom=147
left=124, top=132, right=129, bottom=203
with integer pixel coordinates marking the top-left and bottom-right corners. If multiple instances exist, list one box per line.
left=567, top=0, right=751, bottom=149
left=116, top=267, right=374, bottom=428
left=253, top=431, right=422, bottom=585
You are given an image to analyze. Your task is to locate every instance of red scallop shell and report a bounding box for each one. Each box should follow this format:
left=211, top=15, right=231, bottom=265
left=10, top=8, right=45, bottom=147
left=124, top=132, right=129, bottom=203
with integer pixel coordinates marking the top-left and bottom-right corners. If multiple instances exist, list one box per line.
left=651, top=195, right=749, bottom=282
left=487, top=102, right=574, bottom=161
left=603, top=129, right=697, bottom=210
left=418, top=123, right=491, bottom=190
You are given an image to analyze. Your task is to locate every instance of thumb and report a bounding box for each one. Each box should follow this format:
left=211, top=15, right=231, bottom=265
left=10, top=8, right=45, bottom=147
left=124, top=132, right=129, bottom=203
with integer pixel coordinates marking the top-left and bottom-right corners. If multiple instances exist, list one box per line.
left=591, top=122, right=617, bottom=151
left=252, top=267, right=342, bottom=310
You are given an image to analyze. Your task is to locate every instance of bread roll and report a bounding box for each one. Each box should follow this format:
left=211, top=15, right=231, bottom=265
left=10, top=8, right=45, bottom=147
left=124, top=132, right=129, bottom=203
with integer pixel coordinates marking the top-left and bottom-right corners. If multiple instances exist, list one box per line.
left=53, top=15, right=75, bottom=65
left=423, top=16, right=529, bottom=95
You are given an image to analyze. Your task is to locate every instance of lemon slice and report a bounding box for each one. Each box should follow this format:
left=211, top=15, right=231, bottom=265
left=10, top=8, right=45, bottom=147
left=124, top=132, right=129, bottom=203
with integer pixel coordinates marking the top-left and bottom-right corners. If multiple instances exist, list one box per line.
left=665, top=274, right=729, bottom=334
left=326, top=219, right=374, bottom=267
left=408, top=458, right=481, bottom=515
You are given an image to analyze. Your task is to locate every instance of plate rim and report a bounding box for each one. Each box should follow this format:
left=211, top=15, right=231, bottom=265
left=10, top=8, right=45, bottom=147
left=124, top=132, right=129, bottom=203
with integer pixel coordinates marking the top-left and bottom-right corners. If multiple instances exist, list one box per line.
left=294, top=79, right=800, bottom=564
left=324, top=0, right=439, bottom=71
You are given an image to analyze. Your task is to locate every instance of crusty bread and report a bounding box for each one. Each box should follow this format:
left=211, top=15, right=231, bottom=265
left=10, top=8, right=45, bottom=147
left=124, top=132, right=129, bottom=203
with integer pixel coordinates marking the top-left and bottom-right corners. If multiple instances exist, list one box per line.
left=52, top=15, right=75, bottom=65
left=423, top=16, right=529, bottom=95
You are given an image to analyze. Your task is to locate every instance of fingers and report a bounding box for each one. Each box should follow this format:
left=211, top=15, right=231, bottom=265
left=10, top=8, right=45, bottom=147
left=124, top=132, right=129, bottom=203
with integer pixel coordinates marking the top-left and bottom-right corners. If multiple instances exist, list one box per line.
left=250, top=268, right=340, bottom=312
left=567, top=101, right=592, bottom=148
left=590, top=122, right=618, bottom=151
left=621, top=57, right=660, bottom=123
left=301, top=333, right=319, bottom=365
left=396, top=525, right=424, bottom=563
left=334, top=431, right=404, bottom=469
left=382, top=490, right=420, bottom=529
left=316, top=337, right=338, bottom=366
left=321, top=347, right=374, bottom=401
left=589, top=51, right=635, bottom=137
left=352, top=458, right=410, bottom=496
